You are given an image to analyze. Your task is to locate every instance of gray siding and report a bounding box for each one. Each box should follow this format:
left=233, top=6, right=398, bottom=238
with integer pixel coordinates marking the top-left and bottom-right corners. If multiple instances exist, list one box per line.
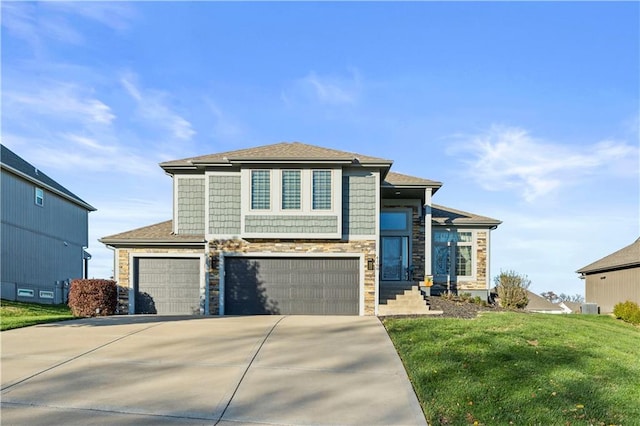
left=342, top=172, right=376, bottom=236
left=585, top=268, right=640, bottom=314
left=177, top=177, right=205, bottom=234
left=1, top=170, right=88, bottom=293
left=245, top=215, right=338, bottom=234
left=209, top=175, right=241, bottom=235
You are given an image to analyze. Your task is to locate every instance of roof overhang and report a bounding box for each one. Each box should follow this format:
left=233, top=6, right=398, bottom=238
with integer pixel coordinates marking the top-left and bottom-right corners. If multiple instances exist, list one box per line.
left=99, top=239, right=206, bottom=247
left=1, top=163, right=97, bottom=211
left=576, top=262, right=640, bottom=275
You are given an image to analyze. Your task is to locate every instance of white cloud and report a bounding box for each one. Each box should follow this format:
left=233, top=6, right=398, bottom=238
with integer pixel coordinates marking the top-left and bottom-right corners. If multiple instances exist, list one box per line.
left=121, top=73, right=196, bottom=141
left=204, top=98, right=244, bottom=139
left=5, top=83, right=115, bottom=125
left=450, top=125, right=639, bottom=202
left=283, top=68, right=362, bottom=106
left=44, top=2, right=136, bottom=32
left=1, top=2, right=134, bottom=48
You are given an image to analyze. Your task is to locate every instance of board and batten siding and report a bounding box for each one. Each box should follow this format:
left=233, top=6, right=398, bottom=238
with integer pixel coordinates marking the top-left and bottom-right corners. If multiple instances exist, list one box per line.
left=585, top=268, right=640, bottom=314
left=342, top=171, right=377, bottom=236
left=1, top=170, right=88, bottom=290
left=209, top=174, right=241, bottom=235
left=176, top=177, right=205, bottom=234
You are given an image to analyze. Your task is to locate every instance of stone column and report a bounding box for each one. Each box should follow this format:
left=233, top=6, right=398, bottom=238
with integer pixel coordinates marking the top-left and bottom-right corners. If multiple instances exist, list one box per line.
left=424, top=188, right=432, bottom=280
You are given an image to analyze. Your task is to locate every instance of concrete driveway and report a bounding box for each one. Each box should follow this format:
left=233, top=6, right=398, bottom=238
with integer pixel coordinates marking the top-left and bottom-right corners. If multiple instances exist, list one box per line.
left=1, top=316, right=426, bottom=425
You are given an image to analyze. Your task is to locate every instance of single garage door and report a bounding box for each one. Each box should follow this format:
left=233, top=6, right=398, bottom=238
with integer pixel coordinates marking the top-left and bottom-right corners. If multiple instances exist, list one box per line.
left=224, top=257, right=359, bottom=315
left=134, top=257, right=201, bottom=315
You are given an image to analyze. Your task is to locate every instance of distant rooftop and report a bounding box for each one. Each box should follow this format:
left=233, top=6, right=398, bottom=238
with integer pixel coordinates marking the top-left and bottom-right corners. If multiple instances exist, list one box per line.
left=1, top=144, right=96, bottom=211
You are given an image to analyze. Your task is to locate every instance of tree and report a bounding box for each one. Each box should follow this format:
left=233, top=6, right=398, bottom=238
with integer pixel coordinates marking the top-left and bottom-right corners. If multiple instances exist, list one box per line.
left=558, top=293, right=584, bottom=303
left=541, top=291, right=584, bottom=303
left=541, top=291, right=559, bottom=303
left=494, top=270, right=530, bottom=309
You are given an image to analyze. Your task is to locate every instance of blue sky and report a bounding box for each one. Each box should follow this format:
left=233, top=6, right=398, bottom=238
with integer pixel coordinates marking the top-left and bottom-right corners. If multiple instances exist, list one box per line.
left=2, top=1, right=638, bottom=296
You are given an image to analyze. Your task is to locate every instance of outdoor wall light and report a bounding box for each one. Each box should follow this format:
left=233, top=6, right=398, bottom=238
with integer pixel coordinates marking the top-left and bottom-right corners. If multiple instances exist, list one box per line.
left=367, top=258, right=375, bottom=270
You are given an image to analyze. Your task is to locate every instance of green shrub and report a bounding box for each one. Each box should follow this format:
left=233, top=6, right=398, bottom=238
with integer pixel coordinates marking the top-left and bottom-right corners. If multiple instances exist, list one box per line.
left=460, top=292, right=472, bottom=301
left=495, top=270, right=530, bottom=309
left=613, top=300, right=640, bottom=325
left=67, top=279, right=118, bottom=317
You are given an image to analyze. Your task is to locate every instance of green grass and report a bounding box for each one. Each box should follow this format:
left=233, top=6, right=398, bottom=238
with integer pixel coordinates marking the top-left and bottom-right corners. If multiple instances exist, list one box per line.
left=0, top=300, right=75, bottom=331
left=384, top=313, right=640, bottom=425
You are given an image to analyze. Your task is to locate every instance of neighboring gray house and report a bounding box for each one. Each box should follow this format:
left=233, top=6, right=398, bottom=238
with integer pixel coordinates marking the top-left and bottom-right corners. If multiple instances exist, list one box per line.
left=577, top=238, right=640, bottom=314
left=100, top=142, right=501, bottom=316
left=1, top=145, right=96, bottom=304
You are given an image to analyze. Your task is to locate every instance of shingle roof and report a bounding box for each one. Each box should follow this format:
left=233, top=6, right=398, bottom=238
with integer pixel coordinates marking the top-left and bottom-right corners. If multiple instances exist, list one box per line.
left=1, top=144, right=96, bottom=211
left=431, top=204, right=501, bottom=227
left=383, top=171, right=442, bottom=188
left=99, top=220, right=205, bottom=245
left=160, top=142, right=393, bottom=169
left=524, top=291, right=565, bottom=312
left=576, top=238, right=640, bottom=274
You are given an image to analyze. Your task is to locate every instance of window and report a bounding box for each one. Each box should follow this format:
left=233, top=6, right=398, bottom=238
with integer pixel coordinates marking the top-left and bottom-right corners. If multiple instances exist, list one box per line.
left=433, top=230, right=474, bottom=278
left=251, top=170, right=270, bottom=210
left=381, top=212, right=409, bottom=231
left=18, top=289, right=34, bottom=297
left=281, top=170, right=301, bottom=210
left=312, top=170, right=332, bottom=210
left=35, top=187, right=44, bottom=206
left=39, top=290, right=54, bottom=299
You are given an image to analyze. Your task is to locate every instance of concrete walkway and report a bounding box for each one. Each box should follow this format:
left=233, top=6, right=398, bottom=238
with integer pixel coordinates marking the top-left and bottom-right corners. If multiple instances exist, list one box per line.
left=1, top=316, right=426, bottom=425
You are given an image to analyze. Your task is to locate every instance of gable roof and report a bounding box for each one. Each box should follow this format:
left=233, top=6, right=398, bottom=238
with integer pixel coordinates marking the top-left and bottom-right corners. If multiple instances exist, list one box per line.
left=383, top=171, right=442, bottom=188
left=524, top=291, right=565, bottom=313
left=431, top=204, right=502, bottom=227
left=1, top=144, right=96, bottom=211
left=99, top=220, right=205, bottom=245
left=576, top=237, right=640, bottom=274
left=160, top=142, right=393, bottom=171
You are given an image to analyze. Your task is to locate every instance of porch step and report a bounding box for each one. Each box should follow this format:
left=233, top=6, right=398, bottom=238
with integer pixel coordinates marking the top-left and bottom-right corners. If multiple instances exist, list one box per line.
left=378, top=284, right=441, bottom=316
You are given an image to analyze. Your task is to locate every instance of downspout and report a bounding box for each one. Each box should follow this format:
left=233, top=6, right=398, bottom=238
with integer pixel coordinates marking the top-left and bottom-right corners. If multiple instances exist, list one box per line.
left=424, top=188, right=432, bottom=286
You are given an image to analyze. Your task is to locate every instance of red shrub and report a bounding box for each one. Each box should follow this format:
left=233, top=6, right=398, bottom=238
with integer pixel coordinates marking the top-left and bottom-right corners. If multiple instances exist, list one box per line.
left=68, top=279, right=118, bottom=317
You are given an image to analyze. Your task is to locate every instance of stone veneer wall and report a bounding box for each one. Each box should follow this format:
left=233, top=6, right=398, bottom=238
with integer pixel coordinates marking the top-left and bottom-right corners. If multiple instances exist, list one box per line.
left=209, top=239, right=377, bottom=315
left=115, top=247, right=204, bottom=314
left=411, top=206, right=426, bottom=281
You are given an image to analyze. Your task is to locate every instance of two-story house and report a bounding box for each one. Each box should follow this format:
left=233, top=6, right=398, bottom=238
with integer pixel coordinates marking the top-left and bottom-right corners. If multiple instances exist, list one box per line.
left=1, top=144, right=96, bottom=304
left=100, top=142, right=500, bottom=316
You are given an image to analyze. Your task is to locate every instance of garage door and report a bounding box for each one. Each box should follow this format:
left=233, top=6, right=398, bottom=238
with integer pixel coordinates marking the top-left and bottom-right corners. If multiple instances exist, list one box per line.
left=224, top=257, right=359, bottom=315
left=134, top=257, right=201, bottom=315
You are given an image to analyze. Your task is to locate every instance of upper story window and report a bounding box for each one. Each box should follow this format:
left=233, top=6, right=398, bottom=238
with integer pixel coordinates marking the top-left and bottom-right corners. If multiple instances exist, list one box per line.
left=312, top=170, right=332, bottom=210
left=35, top=187, right=44, bottom=207
left=251, top=170, right=270, bottom=210
left=281, top=170, right=301, bottom=210
left=381, top=211, right=409, bottom=231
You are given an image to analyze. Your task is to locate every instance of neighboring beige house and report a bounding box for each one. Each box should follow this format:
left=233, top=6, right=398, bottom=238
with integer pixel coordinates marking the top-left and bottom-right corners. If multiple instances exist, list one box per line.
left=524, top=291, right=567, bottom=314
left=100, top=142, right=501, bottom=316
left=577, top=238, right=640, bottom=314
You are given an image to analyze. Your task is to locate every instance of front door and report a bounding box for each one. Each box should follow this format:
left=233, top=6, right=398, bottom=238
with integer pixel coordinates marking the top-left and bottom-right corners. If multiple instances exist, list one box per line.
left=381, top=236, right=408, bottom=281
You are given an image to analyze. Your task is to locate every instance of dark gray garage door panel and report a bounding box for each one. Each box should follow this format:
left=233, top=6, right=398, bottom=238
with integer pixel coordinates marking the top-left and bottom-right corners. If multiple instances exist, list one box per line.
left=224, top=257, right=359, bottom=315
left=135, top=258, right=201, bottom=315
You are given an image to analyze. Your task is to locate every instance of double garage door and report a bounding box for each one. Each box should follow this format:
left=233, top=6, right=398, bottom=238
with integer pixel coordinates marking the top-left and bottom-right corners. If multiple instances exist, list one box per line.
left=224, top=257, right=360, bottom=315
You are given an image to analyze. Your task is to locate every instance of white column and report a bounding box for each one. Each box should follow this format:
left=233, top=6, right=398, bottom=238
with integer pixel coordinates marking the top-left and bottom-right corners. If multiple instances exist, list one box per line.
left=424, top=188, right=432, bottom=280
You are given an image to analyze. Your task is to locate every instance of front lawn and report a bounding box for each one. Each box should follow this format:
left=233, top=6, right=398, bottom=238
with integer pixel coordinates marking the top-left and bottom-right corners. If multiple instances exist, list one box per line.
left=0, top=300, right=75, bottom=331
left=384, top=313, right=640, bottom=425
